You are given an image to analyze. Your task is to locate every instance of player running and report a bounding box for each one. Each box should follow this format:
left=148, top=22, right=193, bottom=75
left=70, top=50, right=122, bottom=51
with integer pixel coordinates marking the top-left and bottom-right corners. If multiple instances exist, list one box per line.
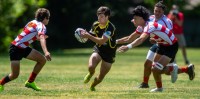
left=80, top=6, right=117, bottom=91
left=0, top=8, right=51, bottom=92
left=117, top=5, right=194, bottom=92
left=116, top=1, right=195, bottom=88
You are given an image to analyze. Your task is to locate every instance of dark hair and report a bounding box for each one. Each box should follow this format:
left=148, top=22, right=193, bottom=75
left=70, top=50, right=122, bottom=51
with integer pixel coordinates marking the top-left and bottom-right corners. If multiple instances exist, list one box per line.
left=131, top=5, right=150, bottom=21
left=155, top=1, right=166, bottom=11
left=97, top=6, right=111, bottom=17
left=35, top=8, right=50, bottom=21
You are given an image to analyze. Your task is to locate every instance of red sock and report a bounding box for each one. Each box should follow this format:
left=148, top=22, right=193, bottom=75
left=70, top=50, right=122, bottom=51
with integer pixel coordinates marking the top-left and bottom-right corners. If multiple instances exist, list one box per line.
left=28, top=72, right=37, bottom=83
left=181, top=67, right=188, bottom=73
left=143, top=76, right=149, bottom=84
left=0, top=75, right=11, bottom=85
left=168, top=66, right=174, bottom=72
left=156, top=81, right=162, bottom=88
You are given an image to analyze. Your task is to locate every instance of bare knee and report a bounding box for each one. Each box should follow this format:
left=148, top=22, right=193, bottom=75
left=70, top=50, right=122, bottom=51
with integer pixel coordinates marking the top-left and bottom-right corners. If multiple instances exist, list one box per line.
left=9, top=73, right=19, bottom=80
left=88, top=65, right=95, bottom=74
left=37, top=56, right=46, bottom=66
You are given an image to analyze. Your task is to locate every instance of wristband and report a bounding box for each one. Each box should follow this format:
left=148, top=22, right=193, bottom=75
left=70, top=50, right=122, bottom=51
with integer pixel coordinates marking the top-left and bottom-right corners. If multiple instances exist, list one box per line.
left=127, top=44, right=132, bottom=49
left=116, top=40, right=119, bottom=44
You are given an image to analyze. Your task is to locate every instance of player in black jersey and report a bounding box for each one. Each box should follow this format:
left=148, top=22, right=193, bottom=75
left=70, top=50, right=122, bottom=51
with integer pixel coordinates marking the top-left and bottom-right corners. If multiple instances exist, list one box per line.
left=80, top=6, right=116, bottom=91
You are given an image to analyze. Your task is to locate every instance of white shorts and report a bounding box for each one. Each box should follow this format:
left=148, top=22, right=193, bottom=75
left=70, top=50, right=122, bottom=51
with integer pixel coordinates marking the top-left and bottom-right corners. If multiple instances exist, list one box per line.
left=146, top=50, right=155, bottom=62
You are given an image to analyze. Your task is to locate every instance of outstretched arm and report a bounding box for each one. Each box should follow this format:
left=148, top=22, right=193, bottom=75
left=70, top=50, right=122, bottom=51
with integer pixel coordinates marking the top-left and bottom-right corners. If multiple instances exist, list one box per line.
left=116, top=32, right=141, bottom=44
left=117, top=33, right=149, bottom=53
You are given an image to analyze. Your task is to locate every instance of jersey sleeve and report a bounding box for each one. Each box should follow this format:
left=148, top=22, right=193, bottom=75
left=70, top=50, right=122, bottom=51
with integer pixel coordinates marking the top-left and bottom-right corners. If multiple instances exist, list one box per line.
left=143, top=23, right=156, bottom=34
left=135, top=26, right=143, bottom=34
left=89, top=21, right=99, bottom=36
left=35, top=22, right=46, bottom=36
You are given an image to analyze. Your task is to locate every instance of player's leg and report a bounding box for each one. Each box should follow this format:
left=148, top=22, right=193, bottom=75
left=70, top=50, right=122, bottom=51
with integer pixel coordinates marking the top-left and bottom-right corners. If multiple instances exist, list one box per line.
left=178, top=64, right=195, bottom=80
left=0, top=44, right=25, bottom=92
left=151, top=43, right=178, bottom=92
left=90, top=60, right=112, bottom=91
left=151, top=54, right=171, bottom=92
left=139, top=44, right=157, bottom=88
left=84, top=52, right=101, bottom=83
left=25, top=49, right=46, bottom=91
left=0, top=61, right=20, bottom=92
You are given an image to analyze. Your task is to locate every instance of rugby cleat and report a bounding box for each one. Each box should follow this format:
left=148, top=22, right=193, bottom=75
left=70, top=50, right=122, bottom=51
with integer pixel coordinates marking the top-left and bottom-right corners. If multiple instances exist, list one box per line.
left=187, top=64, right=195, bottom=80
left=84, top=73, right=93, bottom=84
left=138, top=82, right=149, bottom=88
left=150, top=87, right=163, bottom=92
left=171, top=64, right=178, bottom=83
left=25, top=81, right=41, bottom=91
left=90, top=86, right=96, bottom=91
left=0, top=85, right=4, bottom=92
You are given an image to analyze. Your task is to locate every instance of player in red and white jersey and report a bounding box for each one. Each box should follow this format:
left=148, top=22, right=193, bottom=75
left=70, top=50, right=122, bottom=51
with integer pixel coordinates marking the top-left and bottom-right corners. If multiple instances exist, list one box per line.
left=12, top=20, right=47, bottom=48
left=117, top=5, right=192, bottom=92
left=143, top=21, right=177, bottom=45
left=117, top=1, right=177, bottom=88
left=116, top=1, right=195, bottom=89
left=0, top=8, right=51, bottom=92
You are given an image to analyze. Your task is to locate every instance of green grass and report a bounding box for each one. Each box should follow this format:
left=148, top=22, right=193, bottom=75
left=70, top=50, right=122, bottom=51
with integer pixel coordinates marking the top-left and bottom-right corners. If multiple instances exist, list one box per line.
left=0, top=47, right=200, bottom=99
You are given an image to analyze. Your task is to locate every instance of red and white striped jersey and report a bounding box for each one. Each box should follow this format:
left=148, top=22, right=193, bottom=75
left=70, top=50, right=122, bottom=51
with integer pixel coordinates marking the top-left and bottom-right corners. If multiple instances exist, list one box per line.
left=12, top=20, right=46, bottom=48
left=149, top=15, right=173, bottom=30
left=136, top=15, right=173, bottom=33
left=143, top=22, right=177, bottom=46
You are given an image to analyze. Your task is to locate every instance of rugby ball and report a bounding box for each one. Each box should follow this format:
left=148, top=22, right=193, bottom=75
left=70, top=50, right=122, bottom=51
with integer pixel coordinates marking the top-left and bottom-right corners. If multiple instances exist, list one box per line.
left=74, top=28, right=88, bottom=43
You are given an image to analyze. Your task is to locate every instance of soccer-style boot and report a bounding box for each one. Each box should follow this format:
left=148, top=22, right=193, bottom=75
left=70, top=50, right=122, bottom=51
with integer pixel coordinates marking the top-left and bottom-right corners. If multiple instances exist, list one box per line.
left=25, top=81, right=41, bottom=91
left=90, top=86, right=96, bottom=91
left=0, top=85, right=4, bottom=92
left=138, top=82, right=149, bottom=88
left=150, top=88, right=163, bottom=92
left=171, top=64, right=178, bottom=83
left=187, top=64, right=195, bottom=80
left=84, top=73, right=93, bottom=84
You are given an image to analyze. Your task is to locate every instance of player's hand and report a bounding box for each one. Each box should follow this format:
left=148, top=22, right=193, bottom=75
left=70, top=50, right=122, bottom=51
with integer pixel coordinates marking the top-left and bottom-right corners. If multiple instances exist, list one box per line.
left=117, top=45, right=129, bottom=53
left=80, top=29, right=89, bottom=38
left=45, top=52, right=51, bottom=61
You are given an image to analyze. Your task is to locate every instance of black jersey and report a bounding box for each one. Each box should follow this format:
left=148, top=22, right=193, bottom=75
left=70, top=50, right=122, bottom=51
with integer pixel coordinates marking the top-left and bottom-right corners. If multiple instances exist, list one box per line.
left=89, top=21, right=116, bottom=63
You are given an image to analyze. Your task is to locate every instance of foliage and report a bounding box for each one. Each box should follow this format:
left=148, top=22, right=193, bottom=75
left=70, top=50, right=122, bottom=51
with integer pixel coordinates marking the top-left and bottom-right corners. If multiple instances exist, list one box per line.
left=0, top=0, right=46, bottom=52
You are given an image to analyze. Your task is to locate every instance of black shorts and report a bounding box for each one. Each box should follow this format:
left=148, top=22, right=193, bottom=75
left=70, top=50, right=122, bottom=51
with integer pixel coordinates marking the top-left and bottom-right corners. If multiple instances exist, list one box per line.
left=9, top=44, right=32, bottom=61
left=156, top=42, right=178, bottom=63
left=93, top=46, right=116, bottom=63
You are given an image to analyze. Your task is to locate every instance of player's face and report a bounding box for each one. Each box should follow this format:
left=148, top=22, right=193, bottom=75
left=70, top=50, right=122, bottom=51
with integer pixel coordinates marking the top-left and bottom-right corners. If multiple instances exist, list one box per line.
left=132, top=16, right=145, bottom=27
left=97, top=14, right=108, bottom=25
left=154, top=7, right=164, bottom=19
left=43, top=16, right=50, bottom=25
left=131, top=19, right=137, bottom=27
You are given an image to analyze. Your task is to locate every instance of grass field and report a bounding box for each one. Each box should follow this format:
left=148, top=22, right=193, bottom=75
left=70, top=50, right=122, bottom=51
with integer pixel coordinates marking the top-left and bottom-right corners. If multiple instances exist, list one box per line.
left=0, top=47, right=199, bottom=99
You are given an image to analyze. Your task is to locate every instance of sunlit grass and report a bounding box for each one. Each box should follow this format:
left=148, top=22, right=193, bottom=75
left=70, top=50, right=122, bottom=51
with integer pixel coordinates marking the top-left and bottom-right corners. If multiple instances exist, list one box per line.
left=0, top=47, right=199, bottom=98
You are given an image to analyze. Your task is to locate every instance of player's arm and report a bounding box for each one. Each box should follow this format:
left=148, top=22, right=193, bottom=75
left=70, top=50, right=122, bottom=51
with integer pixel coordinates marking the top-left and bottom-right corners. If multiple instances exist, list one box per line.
left=116, top=32, right=141, bottom=44
left=117, top=33, right=149, bottom=52
left=39, top=34, right=51, bottom=61
left=81, top=30, right=109, bottom=45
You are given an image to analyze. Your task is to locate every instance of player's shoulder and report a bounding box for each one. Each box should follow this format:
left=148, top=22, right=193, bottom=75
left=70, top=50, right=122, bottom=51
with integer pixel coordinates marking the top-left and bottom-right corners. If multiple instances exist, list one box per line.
left=149, top=15, right=155, bottom=18
left=108, top=21, right=116, bottom=29
left=92, top=21, right=100, bottom=26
